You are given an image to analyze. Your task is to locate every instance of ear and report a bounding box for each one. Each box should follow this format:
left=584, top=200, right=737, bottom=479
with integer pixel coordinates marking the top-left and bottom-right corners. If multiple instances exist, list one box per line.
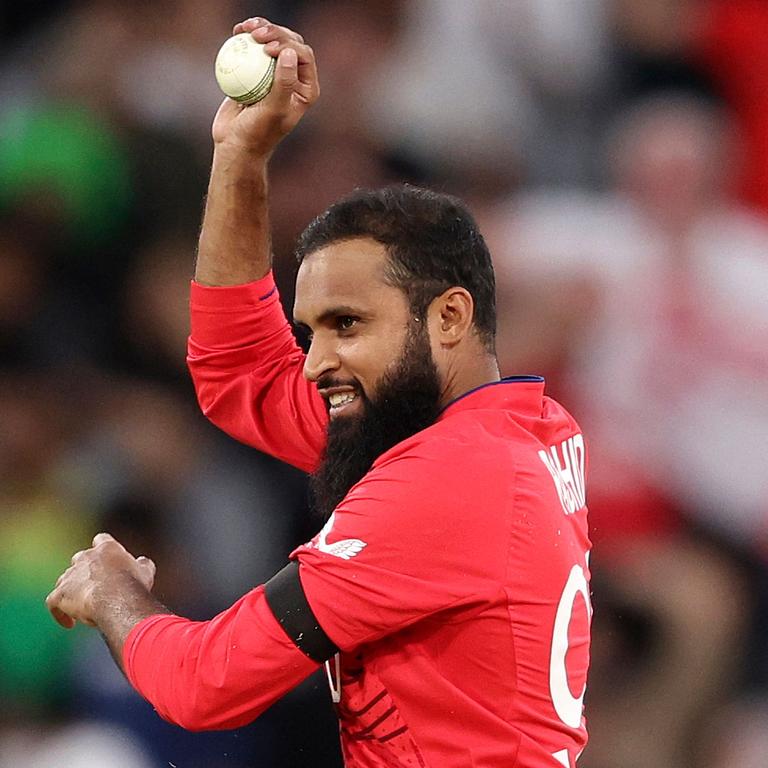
left=427, top=287, right=474, bottom=347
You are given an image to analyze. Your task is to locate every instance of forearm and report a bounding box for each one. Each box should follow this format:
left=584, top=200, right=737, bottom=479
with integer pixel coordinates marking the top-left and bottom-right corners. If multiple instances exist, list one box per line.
left=92, top=572, right=171, bottom=672
left=195, top=146, right=272, bottom=287
left=123, top=587, right=318, bottom=731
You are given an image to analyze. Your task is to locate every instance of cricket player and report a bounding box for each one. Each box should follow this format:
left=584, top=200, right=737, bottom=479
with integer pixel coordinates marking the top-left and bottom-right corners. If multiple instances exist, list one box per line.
left=48, top=17, right=591, bottom=767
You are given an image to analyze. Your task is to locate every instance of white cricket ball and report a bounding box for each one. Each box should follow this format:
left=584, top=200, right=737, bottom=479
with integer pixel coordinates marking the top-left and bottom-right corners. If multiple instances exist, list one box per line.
left=214, top=33, right=276, bottom=105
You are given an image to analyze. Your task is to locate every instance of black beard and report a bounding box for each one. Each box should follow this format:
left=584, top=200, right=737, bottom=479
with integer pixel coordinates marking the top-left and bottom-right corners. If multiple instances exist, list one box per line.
left=310, top=322, right=442, bottom=522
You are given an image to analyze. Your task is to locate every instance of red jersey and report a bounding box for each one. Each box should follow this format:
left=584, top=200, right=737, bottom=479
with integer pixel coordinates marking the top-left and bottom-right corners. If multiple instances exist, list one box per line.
left=123, top=273, right=591, bottom=767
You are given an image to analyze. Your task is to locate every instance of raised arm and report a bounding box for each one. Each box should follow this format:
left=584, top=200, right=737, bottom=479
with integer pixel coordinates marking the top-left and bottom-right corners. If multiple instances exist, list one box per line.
left=189, top=18, right=327, bottom=472
left=196, top=17, right=318, bottom=286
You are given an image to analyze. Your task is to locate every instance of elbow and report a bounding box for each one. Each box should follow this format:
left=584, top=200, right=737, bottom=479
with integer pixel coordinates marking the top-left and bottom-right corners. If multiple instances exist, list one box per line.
left=157, top=690, right=269, bottom=733
left=125, top=580, right=318, bottom=734
left=196, top=387, right=219, bottom=421
left=189, top=376, right=231, bottom=433
left=159, top=698, right=217, bottom=732
left=186, top=349, right=230, bottom=414
left=186, top=363, right=217, bottom=415
left=162, top=711, right=234, bottom=734
left=161, top=711, right=216, bottom=733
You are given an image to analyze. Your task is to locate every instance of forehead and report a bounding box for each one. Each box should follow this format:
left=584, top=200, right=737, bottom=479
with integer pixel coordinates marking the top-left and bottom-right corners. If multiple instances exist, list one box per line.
left=294, top=237, right=407, bottom=321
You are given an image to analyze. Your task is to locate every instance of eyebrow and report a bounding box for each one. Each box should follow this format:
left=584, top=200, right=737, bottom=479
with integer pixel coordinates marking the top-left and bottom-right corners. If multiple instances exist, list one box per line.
left=294, top=305, right=366, bottom=329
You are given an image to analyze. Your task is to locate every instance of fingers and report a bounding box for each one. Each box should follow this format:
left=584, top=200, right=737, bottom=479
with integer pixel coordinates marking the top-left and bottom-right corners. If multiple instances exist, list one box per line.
left=72, top=532, right=122, bottom=567
left=262, top=39, right=317, bottom=82
left=261, top=38, right=314, bottom=65
left=47, top=534, right=156, bottom=631
left=91, top=533, right=154, bottom=587
left=216, top=16, right=319, bottom=151
left=51, top=606, right=76, bottom=630
left=46, top=589, right=75, bottom=629
left=71, top=549, right=85, bottom=566
left=92, top=532, right=129, bottom=557
left=136, top=555, right=155, bottom=574
left=233, top=17, right=268, bottom=36
left=232, top=17, right=317, bottom=93
left=249, top=22, right=317, bottom=85
left=269, top=44, right=319, bottom=109
left=234, top=17, right=304, bottom=45
left=251, top=22, right=305, bottom=47
left=274, top=47, right=299, bottom=100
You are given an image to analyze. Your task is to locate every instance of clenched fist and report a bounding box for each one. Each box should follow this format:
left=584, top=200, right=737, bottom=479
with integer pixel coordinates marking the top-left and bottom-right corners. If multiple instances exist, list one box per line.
left=46, top=533, right=156, bottom=630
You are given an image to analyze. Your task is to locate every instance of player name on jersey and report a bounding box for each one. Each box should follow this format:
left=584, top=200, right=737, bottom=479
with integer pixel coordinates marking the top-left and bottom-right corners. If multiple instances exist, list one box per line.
left=538, top=434, right=586, bottom=515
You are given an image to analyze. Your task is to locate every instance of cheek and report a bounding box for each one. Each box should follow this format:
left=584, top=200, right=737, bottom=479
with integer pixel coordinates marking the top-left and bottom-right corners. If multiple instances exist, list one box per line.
left=342, top=334, right=405, bottom=390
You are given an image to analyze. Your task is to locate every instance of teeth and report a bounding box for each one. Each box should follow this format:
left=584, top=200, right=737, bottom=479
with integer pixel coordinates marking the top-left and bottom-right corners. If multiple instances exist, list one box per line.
left=329, top=392, right=357, bottom=408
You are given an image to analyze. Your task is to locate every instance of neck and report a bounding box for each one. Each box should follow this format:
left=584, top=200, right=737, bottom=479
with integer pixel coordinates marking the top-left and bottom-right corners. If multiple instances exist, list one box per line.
left=440, top=354, right=501, bottom=409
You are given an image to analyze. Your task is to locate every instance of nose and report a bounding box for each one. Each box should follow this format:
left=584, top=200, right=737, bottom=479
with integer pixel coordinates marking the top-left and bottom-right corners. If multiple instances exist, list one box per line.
left=302, top=334, right=341, bottom=382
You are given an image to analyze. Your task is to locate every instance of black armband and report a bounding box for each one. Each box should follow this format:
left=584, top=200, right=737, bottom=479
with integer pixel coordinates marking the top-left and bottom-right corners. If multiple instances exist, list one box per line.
left=264, top=560, right=338, bottom=663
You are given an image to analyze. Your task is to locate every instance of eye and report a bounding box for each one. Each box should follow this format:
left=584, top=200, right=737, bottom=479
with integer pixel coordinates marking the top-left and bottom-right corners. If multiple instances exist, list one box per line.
left=295, top=323, right=314, bottom=344
left=337, top=316, right=359, bottom=332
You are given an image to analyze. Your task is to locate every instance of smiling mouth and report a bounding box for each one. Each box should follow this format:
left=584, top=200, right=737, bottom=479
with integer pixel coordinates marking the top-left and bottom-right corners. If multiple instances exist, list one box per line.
left=327, top=391, right=360, bottom=417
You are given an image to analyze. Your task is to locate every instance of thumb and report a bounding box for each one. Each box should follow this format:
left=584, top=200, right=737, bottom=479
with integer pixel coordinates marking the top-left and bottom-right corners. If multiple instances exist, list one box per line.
left=136, top=556, right=156, bottom=589
left=272, top=47, right=298, bottom=104
left=92, top=532, right=116, bottom=548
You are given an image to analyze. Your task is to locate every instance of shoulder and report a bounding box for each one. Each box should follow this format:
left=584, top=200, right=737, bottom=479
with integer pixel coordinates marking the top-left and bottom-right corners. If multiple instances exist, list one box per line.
left=346, top=417, right=519, bottom=516
left=318, top=422, right=515, bottom=581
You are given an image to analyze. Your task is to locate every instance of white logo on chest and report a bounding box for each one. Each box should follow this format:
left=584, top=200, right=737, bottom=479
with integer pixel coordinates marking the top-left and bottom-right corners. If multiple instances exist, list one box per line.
left=314, top=512, right=368, bottom=560
left=538, top=434, right=586, bottom=515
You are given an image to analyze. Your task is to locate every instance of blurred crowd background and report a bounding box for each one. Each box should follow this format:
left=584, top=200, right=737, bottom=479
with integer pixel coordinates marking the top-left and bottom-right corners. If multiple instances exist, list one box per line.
left=0, top=1, right=766, bottom=766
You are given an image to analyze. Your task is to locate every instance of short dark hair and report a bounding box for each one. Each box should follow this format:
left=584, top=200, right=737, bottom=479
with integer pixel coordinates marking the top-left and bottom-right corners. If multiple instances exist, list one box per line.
left=295, top=184, right=497, bottom=354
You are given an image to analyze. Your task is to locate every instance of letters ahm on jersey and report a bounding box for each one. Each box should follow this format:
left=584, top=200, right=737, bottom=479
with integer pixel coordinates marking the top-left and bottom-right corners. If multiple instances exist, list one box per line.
left=538, top=434, right=586, bottom=515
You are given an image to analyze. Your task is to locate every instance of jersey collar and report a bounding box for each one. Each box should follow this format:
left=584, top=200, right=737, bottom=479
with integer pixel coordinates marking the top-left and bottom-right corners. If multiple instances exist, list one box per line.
left=438, top=376, right=545, bottom=420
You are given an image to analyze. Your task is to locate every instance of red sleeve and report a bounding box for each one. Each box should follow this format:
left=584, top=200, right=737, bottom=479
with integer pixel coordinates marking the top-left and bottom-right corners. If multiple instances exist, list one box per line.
left=122, top=586, right=319, bottom=731
left=187, top=272, right=327, bottom=473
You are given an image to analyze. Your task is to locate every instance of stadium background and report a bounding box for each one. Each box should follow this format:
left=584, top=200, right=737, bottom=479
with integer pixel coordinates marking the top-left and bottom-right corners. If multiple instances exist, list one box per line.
left=1, top=1, right=767, bottom=766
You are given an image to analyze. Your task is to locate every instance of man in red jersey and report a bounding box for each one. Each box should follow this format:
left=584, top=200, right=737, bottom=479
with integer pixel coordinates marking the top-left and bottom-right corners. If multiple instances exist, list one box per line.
left=47, top=16, right=591, bottom=768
